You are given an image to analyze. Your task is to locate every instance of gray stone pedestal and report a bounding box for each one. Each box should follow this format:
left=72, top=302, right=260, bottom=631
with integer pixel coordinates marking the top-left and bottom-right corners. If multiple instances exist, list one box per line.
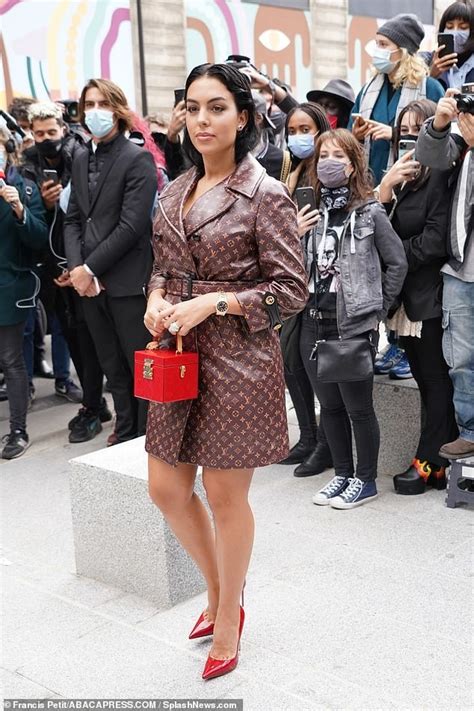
left=373, top=376, right=421, bottom=476
left=69, top=438, right=206, bottom=607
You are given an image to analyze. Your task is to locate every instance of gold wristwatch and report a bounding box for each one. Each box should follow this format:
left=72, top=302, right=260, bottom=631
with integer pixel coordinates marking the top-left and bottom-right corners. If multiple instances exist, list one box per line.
left=215, top=291, right=229, bottom=316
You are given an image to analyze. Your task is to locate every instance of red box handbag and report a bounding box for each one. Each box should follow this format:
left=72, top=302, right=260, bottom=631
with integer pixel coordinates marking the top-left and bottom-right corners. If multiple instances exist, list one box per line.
left=134, top=335, right=199, bottom=403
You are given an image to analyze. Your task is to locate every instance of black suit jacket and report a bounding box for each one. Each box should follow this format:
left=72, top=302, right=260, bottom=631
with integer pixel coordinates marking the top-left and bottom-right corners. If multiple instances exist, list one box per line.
left=384, top=168, right=453, bottom=321
left=64, top=133, right=157, bottom=297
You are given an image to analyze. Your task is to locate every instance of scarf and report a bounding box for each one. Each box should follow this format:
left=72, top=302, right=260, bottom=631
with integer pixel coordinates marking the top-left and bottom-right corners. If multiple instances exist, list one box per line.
left=320, top=186, right=350, bottom=211
left=359, top=73, right=427, bottom=168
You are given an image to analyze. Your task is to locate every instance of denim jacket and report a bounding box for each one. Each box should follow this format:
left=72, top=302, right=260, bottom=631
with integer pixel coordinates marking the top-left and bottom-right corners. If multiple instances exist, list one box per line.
left=308, top=198, right=408, bottom=338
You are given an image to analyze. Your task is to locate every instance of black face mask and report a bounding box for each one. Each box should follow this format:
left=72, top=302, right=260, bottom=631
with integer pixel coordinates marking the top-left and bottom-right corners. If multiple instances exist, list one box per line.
left=269, top=109, right=285, bottom=134
left=151, top=131, right=166, bottom=150
left=36, top=138, right=63, bottom=159
left=399, top=134, right=419, bottom=143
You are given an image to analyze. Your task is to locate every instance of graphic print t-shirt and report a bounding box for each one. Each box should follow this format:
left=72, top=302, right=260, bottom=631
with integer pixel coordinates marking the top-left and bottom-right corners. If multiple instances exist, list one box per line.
left=314, top=209, right=347, bottom=311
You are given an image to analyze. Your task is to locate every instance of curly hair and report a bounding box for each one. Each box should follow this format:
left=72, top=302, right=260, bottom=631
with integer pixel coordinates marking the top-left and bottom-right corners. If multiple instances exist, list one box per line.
left=385, top=48, right=429, bottom=89
left=28, top=101, right=64, bottom=127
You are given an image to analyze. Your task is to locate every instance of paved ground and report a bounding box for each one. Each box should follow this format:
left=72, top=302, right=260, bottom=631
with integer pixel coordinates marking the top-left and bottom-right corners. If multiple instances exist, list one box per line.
left=1, top=372, right=473, bottom=710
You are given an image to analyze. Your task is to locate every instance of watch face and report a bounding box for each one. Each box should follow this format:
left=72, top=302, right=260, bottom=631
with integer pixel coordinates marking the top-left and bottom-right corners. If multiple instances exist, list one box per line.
left=216, top=300, right=228, bottom=314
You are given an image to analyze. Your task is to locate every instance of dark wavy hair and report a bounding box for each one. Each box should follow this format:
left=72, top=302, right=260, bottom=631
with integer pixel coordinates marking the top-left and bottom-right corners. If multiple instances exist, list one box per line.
left=393, top=99, right=437, bottom=190
left=309, top=129, right=374, bottom=208
left=439, top=1, right=474, bottom=59
left=182, top=63, right=258, bottom=175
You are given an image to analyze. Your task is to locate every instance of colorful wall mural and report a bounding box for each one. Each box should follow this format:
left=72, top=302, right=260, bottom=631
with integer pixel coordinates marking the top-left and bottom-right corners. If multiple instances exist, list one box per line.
left=0, top=0, right=135, bottom=108
left=185, top=0, right=312, bottom=99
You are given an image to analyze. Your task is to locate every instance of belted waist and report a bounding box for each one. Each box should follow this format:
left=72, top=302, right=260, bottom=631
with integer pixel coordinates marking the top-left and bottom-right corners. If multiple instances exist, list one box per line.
left=166, top=277, right=262, bottom=299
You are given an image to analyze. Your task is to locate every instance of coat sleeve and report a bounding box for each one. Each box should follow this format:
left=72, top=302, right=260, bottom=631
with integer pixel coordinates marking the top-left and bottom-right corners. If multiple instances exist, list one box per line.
left=402, top=171, right=451, bottom=272
left=84, top=150, right=158, bottom=276
left=15, top=182, right=48, bottom=250
left=371, top=202, right=408, bottom=318
left=64, top=175, right=84, bottom=270
left=234, top=181, right=309, bottom=333
left=416, top=118, right=464, bottom=170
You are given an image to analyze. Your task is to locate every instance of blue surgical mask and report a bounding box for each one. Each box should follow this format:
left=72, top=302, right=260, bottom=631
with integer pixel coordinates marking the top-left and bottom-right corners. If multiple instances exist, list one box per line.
left=445, top=29, right=470, bottom=54
left=84, top=109, right=115, bottom=138
left=287, top=133, right=316, bottom=160
left=372, top=47, right=399, bottom=74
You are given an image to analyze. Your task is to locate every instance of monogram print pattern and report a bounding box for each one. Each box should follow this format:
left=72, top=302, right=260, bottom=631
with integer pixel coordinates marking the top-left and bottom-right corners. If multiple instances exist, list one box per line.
left=145, top=154, right=309, bottom=469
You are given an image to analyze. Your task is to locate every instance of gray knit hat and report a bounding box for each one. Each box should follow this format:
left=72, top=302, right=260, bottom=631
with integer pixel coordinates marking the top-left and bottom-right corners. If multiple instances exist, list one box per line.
left=377, top=14, right=425, bottom=55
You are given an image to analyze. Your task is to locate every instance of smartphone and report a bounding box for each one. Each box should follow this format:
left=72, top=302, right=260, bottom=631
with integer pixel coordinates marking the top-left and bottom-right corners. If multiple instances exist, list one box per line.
left=295, top=186, right=317, bottom=213
left=174, top=88, right=185, bottom=106
left=438, top=33, right=455, bottom=58
left=398, top=139, right=417, bottom=159
left=351, top=112, right=365, bottom=121
left=42, top=169, right=59, bottom=185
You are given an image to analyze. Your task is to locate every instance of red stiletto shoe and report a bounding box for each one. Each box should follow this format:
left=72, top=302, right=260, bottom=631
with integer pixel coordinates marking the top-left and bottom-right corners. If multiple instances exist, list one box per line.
left=189, top=611, right=215, bottom=640
left=189, top=581, right=246, bottom=640
left=202, top=606, right=245, bottom=680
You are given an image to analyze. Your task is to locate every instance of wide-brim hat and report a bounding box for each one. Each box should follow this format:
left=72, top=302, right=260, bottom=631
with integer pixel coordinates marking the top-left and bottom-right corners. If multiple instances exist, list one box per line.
left=306, top=79, right=355, bottom=112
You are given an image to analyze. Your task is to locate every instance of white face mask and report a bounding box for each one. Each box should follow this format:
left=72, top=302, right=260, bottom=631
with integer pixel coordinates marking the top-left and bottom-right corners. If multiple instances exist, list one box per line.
left=372, top=47, right=399, bottom=74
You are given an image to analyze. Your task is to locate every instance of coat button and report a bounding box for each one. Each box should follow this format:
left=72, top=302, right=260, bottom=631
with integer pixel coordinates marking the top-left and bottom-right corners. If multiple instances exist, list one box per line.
left=86, top=217, right=92, bottom=223
left=192, top=233, right=201, bottom=241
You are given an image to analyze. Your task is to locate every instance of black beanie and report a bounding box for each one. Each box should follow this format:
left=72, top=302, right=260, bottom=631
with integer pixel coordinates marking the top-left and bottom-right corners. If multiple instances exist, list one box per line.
left=377, top=14, right=425, bottom=55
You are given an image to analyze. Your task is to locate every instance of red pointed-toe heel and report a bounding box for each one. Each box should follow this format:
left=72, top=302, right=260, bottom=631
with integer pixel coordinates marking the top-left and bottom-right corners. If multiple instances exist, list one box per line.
left=202, top=605, right=245, bottom=681
left=189, top=610, right=215, bottom=640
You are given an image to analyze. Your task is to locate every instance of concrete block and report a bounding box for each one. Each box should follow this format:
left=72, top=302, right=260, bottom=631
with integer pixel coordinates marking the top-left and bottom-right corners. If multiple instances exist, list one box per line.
left=373, top=376, right=421, bottom=475
left=69, top=438, right=206, bottom=607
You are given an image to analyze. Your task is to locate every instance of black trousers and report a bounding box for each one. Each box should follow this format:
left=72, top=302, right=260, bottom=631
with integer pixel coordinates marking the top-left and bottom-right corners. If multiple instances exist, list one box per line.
left=81, top=293, right=149, bottom=441
left=300, top=311, right=379, bottom=482
left=280, top=312, right=327, bottom=447
left=54, top=288, right=104, bottom=411
left=400, top=317, right=458, bottom=468
left=0, top=321, right=28, bottom=432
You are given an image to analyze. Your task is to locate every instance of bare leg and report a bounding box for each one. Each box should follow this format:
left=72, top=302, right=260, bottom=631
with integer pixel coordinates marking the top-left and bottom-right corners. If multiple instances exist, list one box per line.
left=148, top=455, right=220, bottom=619
left=202, top=467, right=255, bottom=659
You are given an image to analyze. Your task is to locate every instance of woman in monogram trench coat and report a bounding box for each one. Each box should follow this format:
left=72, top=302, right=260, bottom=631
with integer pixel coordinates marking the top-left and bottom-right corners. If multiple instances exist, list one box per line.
left=143, top=64, right=308, bottom=681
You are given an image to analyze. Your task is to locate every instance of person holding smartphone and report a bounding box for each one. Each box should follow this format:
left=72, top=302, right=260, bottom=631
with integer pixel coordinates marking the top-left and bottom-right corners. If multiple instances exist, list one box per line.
left=349, top=14, right=444, bottom=185
left=376, top=99, right=458, bottom=495
left=0, top=127, right=48, bottom=459
left=424, top=1, right=474, bottom=89
left=277, top=103, right=335, bottom=477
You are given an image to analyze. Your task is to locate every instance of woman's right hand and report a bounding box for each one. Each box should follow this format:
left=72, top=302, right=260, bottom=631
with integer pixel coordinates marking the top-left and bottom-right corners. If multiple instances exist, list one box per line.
left=381, top=150, right=420, bottom=193
left=144, top=291, right=173, bottom=338
left=430, top=47, right=458, bottom=78
left=297, top=204, right=319, bottom=237
left=351, top=115, right=371, bottom=142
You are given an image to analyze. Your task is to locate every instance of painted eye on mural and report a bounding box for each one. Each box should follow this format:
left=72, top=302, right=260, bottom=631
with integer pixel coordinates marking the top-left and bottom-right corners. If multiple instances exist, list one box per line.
left=258, top=29, right=291, bottom=53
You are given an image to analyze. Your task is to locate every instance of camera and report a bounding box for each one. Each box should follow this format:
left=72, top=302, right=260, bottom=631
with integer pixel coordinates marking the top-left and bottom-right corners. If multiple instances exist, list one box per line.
left=455, top=83, right=474, bottom=115
left=61, top=99, right=80, bottom=123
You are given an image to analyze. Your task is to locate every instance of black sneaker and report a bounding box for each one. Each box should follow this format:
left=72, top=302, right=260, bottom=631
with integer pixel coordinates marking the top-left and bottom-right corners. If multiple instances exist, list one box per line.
left=2, top=430, right=30, bottom=459
left=55, top=378, right=83, bottom=403
left=68, top=398, right=112, bottom=430
left=69, top=408, right=103, bottom=443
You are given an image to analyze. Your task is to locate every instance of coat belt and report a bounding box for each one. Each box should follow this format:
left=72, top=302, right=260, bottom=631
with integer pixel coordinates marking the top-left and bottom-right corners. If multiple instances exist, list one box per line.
left=166, top=277, right=262, bottom=299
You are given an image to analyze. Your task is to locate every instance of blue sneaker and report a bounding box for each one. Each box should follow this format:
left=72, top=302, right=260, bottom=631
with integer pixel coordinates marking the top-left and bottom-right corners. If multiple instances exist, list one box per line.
left=389, top=352, right=412, bottom=380
left=374, top=344, right=403, bottom=375
left=330, top=477, right=378, bottom=509
left=312, top=475, right=350, bottom=506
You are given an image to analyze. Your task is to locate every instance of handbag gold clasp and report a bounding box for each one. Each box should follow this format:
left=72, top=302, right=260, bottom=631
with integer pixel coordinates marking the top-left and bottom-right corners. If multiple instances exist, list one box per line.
left=143, top=358, right=154, bottom=380
left=179, top=365, right=186, bottom=379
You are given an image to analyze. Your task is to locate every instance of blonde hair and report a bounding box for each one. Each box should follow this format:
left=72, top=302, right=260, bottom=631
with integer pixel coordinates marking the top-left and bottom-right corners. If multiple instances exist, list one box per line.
left=28, top=101, right=64, bottom=126
left=0, top=127, right=19, bottom=165
left=388, top=48, right=428, bottom=89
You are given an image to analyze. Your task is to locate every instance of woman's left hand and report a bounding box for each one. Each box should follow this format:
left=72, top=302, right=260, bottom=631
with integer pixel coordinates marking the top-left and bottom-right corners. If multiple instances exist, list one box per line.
left=156, top=294, right=215, bottom=337
left=366, top=120, right=393, bottom=142
left=0, top=184, right=24, bottom=220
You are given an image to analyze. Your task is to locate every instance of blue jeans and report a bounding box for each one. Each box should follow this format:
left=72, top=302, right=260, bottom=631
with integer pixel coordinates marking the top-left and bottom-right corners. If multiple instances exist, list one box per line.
left=23, top=307, right=70, bottom=383
left=442, top=274, right=474, bottom=443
